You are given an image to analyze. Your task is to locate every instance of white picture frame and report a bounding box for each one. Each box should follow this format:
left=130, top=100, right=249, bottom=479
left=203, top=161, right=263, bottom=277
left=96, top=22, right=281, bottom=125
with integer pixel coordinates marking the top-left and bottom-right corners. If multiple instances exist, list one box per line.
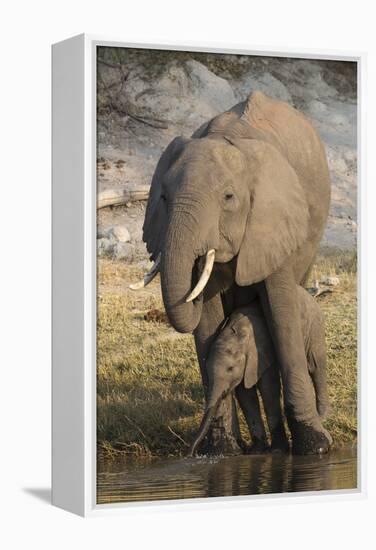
left=52, top=34, right=366, bottom=517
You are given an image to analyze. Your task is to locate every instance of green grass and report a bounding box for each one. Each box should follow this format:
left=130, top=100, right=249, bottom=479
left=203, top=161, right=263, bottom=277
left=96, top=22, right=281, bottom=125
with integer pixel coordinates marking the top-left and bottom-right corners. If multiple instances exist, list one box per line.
left=97, top=250, right=357, bottom=457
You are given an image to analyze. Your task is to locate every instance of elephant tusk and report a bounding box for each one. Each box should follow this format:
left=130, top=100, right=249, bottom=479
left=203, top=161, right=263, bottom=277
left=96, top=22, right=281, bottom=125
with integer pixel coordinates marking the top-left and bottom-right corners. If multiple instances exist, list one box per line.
left=129, top=253, right=161, bottom=290
left=186, top=249, right=215, bottom=303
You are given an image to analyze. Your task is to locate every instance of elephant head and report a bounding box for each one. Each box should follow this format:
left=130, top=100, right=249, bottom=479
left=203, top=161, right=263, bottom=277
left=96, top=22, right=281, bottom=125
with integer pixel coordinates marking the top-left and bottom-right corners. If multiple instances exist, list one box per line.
left=188, top=307, right=275, bottom=456
left=136, top=92, right=310, bottom=334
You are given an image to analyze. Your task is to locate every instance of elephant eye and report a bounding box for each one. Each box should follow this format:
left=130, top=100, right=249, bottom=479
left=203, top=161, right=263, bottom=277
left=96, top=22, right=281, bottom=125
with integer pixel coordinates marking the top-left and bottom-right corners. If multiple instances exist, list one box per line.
left=224, top=192, right=234, bottom=201
left=160, top=193, right=167, bottom=202
left=227, top=366, right=234, bottom=372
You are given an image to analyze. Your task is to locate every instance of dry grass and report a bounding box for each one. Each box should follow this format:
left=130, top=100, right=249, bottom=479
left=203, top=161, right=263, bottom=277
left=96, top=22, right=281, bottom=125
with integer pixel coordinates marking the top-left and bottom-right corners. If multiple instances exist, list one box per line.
left=97, top=249, right=357, bottom=457
left=311, top=250, right=357, bottom=444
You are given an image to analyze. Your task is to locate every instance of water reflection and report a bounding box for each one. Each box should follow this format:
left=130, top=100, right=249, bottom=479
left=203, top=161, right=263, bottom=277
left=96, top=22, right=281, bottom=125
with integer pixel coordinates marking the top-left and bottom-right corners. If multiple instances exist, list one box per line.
left=97, top=446, right=357, bottom=504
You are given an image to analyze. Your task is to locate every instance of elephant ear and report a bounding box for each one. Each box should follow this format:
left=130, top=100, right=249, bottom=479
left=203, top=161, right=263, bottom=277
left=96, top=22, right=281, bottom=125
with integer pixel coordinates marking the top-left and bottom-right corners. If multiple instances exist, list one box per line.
left=230, top=138, right=310, bottom=286
left=143, top=136, right=189, bottom=260
left=241, top=322, right=259, bottom=389
left=238, top=309, right=277, bottom=389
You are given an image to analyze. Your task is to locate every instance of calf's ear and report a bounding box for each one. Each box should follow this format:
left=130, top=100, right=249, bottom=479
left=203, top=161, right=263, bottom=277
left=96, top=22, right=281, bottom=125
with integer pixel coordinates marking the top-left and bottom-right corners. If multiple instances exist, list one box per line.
left=243, top=338, right=259, bottom=389
left=242, top=314, right=278, bottom=389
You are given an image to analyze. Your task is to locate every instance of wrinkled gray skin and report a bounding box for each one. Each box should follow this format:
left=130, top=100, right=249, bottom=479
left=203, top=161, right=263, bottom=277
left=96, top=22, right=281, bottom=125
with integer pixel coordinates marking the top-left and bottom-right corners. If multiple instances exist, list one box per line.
left=142, top=91, right=331, bottom=455
left=189, top=287, right=330, bottom=457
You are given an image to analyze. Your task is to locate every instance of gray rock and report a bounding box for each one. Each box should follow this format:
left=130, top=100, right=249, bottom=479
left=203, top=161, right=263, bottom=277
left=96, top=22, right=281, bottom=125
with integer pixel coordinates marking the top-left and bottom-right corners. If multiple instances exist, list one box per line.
left=97, top=237, right=114, bottom=257
left=320, top=276, right=340, bottom=286
left=185, top=60, right=236, bottom=113
left=97, top=226, right=109, bottom=239
left=131, top=226, right=143, bottom=243
left=97, top=224, right=131, bottom=243
left=232, top=72, right=292, bottom=103
left=108, top=225, right=131, bottom=243
left=113, top=242, right=135, bottom=261
left=117, top=59, right=236, bottom=133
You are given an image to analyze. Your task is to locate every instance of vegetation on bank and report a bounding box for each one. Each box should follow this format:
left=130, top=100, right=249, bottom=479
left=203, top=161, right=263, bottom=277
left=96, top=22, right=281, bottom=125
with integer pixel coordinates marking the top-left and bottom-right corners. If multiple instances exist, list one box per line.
left=97, top=250, right=357, bottom=458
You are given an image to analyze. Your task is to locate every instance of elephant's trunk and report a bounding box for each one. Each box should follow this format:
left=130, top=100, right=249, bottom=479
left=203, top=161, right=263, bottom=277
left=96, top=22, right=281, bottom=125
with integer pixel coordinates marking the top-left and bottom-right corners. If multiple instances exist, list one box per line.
left=161, top=209, right=206, bottom=333
left=188, top=375, right=227, bottom=457
left=188, top=405, right=217, bottom=457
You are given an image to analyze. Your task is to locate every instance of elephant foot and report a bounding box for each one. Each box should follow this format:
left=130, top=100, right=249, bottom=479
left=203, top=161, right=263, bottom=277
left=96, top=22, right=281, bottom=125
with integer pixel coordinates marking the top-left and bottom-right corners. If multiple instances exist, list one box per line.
left=236, top=435, right=249, bottom=454
left=270, top=426, right=290, bottom=454
left=289, top=418, right=332, bottom=455
left=245, top=437, right=270, bottom=455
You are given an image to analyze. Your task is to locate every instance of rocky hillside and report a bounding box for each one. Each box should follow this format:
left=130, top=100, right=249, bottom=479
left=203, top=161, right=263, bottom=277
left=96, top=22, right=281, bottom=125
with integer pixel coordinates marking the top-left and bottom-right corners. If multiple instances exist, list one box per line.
left=97, top=48, right=357, bottom=255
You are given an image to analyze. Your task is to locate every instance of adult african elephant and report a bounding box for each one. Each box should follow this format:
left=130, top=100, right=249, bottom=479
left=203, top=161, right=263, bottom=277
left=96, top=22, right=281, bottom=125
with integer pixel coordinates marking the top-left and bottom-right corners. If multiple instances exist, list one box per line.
left=134, top=91, right=331, bottom=455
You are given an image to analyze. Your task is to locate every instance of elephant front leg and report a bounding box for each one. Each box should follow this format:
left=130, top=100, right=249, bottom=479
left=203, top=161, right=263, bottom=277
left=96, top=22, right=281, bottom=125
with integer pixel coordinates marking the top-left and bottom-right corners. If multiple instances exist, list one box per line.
left=194, top=291, right=243, bottom=456
left=259, top=266, right=332, bottom=455
left=235, top=383, right=269, bottom=453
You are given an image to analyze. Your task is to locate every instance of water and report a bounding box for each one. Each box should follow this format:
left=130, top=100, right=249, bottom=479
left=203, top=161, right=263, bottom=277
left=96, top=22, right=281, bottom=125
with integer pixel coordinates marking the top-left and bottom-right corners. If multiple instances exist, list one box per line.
left=97, top=446, right=357, bottom=505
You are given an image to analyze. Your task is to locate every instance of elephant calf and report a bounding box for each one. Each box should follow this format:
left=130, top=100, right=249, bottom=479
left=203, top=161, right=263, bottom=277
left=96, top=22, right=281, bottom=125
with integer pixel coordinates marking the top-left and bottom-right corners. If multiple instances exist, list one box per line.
left=189, top=286, right=330, bottom=456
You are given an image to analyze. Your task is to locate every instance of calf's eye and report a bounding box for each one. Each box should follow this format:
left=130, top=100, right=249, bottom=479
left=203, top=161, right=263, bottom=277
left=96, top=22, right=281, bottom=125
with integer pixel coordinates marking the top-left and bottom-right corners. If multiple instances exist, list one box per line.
left=225, top=193, right=234, bottom=200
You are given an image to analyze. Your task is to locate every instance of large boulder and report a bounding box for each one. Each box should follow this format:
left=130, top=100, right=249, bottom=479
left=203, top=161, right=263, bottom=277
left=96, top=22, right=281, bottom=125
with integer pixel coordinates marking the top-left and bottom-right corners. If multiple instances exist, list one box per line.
left=109, top=59, right=236, bottom=133
left=107, top=225, right=131, bottom=243
left=232, top=71, right=292, bottom=103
